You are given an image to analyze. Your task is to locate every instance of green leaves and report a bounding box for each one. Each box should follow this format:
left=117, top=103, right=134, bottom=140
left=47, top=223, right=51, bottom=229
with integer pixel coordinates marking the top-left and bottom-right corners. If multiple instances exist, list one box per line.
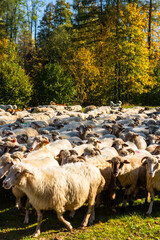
left=0, top=40, right=32, bottom=107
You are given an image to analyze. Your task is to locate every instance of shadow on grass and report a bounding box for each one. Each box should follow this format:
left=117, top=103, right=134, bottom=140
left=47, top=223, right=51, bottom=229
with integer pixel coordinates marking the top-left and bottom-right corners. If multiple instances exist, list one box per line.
left=0, top=189, right=160, bottom=240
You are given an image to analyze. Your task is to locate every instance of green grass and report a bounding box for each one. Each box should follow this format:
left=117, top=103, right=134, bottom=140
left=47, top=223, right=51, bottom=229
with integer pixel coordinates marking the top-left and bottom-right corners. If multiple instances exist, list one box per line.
left=0, top=189, right=160, bottom=240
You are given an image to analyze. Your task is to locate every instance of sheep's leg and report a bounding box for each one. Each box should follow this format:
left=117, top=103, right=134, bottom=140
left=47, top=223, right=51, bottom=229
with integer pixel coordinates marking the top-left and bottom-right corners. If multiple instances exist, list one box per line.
left=57, top=212, right=73, bottom=231
left=69, top=210, right=75, bottom=219
left=88, top=207, right=95, bottom=225
left=81, top=204, right=94, bottom=227
left=24, top=198, right=30, bottom=224
left=145, top=190, right=150, bottom=204
left=122, top=184, right=136, bottom=208
left=146, top=190, right=155, bottom=215
left=95, top=192, right=103, bottom=207
left=32, top=210, right=43, bottom=237
left=15, top=197, right=21, bottom=209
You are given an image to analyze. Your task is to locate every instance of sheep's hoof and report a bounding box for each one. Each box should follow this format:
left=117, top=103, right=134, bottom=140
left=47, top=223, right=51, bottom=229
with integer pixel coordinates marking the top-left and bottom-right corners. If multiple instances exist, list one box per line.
left=23, top=218, right=29, bottom=224
left=31, top=230, right=40, bottom=238
left=111, top=208, right=117, bottom=214
left=67, top=224, right=73, bottom=232
left=80, top=226, right=85, bottom=230
left=146, top=211, right=151, bottom=216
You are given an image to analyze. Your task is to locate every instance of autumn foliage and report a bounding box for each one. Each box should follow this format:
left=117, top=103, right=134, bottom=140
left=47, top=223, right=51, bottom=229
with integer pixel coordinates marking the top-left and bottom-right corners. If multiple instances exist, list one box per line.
left=0, top=1, right=160, bottom=106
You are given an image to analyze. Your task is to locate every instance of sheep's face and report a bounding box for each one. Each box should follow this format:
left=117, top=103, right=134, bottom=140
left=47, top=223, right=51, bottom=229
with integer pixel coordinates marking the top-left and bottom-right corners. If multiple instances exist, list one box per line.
left=118, top=148, right=135, bottom=157
left=142, top=157, right=160, bottom=178
left=118, top=149, right=128, bottom=157
left=29, top=136, right=49, bottom=151
left=3, top=164, right=33, bottom=189
left=0, top=154, right=15, bottom=178
left=108, top=157, right=130, bottom=177
left=112, top=140, right=128, bottom=151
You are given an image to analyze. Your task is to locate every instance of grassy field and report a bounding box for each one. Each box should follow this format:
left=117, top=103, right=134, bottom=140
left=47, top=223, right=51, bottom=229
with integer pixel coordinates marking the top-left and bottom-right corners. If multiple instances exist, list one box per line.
left=0, top=188, right=160, bottom=240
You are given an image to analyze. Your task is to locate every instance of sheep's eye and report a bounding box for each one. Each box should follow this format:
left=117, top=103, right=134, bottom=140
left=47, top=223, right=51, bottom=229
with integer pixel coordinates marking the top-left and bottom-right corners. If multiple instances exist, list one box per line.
left=7, top=161, right=12, bottom=165
left=119, top=163, right=124, bottom=169
left=15, top=171, right=20, bottom=176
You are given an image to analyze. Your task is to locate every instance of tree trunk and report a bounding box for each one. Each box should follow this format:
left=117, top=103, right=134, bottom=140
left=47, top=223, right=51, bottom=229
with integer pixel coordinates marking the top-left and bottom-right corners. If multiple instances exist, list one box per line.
left=148, top=0, right=152, bottom=61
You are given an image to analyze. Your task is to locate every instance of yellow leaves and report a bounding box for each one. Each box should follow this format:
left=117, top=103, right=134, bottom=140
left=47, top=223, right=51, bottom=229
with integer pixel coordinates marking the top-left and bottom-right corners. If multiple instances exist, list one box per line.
left=66, top=47, right=100, bottom=103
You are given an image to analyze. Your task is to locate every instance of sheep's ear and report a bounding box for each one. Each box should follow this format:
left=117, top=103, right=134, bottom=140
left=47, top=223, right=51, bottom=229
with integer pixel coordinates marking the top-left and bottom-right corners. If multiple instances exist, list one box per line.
left=77, top=156, right=86, bottom=161
left=128, top=149, right=135, bottom=154
left=122, top=144, right=129, bottom=147
left=107, top=160, right=112, bottom=164
left=70, top=150, right=78, bottom=155
left=141, top=156, right=148, bottom=163
left=142, top=160, right=147, bottom=166
left=57, top=150, right=63, bottom=158
left=155, top=156, right=160, bottom=163
left=23, top=169, right=34, bottom=176
left=123, top=159, right=130, bottom=164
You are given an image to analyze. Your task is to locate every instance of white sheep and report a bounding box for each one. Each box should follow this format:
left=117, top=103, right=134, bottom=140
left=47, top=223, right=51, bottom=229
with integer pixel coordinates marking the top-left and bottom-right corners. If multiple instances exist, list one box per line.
left=124, top=131, right=147, bottom=150
left=0, top=149, right=59, bottom=224
left=3, top=161, right=105, bottom=237
left=141, top=156, right=160, bottom=215
left=26, top=136, right=72, bottom=160
left=60, top=149, right=116, bottom=208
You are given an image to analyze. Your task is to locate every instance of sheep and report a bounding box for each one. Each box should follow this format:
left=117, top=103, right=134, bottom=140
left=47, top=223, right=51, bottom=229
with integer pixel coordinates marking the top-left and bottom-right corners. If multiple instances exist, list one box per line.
left=83, top=105, right=97, bottom=113
left=82, top=146, right=101, bottom=158
left=11, top=127, right=39, bottom=138
left=27, top=136, right=72, bottom=160
left=60, top=149, right=116, bottom=208
left=77, top=125, right=94, bottom=140
left=0, top=149, right=60, bottom=224
left=3, top=161, right=105, bottom=237
left=100, top=146, right=118, bottom=160
left=141, top=156, right=160, bottom=215
left=73, top=143, right=96, bottom=156
left=107, top=156, right=147, bottom=209
left=124, top=131, right=147, bottom=150
left=110, top=101, right=122, bottom=108
left=118, top=148, right=135, bottom=157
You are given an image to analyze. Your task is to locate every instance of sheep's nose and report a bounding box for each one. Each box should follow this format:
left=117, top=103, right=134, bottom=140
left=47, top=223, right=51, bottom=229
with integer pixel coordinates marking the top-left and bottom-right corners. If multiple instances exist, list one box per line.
left=149, top=172, right=153, bottom=177
left=113, top=171, right=119, bottom=177
left=2, top=181, right=8, bottom=189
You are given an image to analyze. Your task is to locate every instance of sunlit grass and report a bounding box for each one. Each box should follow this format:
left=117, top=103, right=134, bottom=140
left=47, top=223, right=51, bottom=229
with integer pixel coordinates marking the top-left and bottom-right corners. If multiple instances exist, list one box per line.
left=0, top=189, right=160, bottom=240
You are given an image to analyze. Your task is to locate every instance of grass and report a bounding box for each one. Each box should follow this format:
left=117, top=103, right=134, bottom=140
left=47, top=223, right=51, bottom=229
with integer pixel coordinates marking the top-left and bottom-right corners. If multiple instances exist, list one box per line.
left=0, top=188, right=160, bottom=240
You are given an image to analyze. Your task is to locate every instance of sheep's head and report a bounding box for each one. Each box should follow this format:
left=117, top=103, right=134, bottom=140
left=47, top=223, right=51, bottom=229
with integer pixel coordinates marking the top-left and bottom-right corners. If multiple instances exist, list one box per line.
left=141, top=156, right=160, bottom=178
left=112, top=139, right=128, bottom=151
left=0, top=153, right=21, bottom=179
left=29, top=136, right=49, bottom=151
left=118, top=148, right=135, bottom=157
left=3, top=163, right=34, bottom=189
left=107, top=156, right=130, bottom=177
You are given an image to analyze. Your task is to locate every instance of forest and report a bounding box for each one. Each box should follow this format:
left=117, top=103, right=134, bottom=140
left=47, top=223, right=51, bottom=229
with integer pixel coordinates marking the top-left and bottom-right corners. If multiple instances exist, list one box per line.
left=0, top=0, right=160, bottom=107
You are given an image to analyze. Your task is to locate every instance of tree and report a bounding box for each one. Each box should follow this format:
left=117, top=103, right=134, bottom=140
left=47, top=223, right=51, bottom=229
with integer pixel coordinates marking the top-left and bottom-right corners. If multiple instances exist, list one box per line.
left=18, top=26, right=35, bottom=73
left=0, top=0, right=26, bottom=42
left=0, top=39, right=32, bottom=106
left=37, top=3, right=55, bottom=46
left=54, top=0, right=72, bottom=28
left=66, top=47, right=100, bottom=105
left=31, top=63, right=76, bottom=105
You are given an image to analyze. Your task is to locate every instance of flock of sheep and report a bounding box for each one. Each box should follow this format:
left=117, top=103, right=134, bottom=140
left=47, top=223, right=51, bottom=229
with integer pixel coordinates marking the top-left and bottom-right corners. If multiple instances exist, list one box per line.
left=0, top=103, right=160, bottom=237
